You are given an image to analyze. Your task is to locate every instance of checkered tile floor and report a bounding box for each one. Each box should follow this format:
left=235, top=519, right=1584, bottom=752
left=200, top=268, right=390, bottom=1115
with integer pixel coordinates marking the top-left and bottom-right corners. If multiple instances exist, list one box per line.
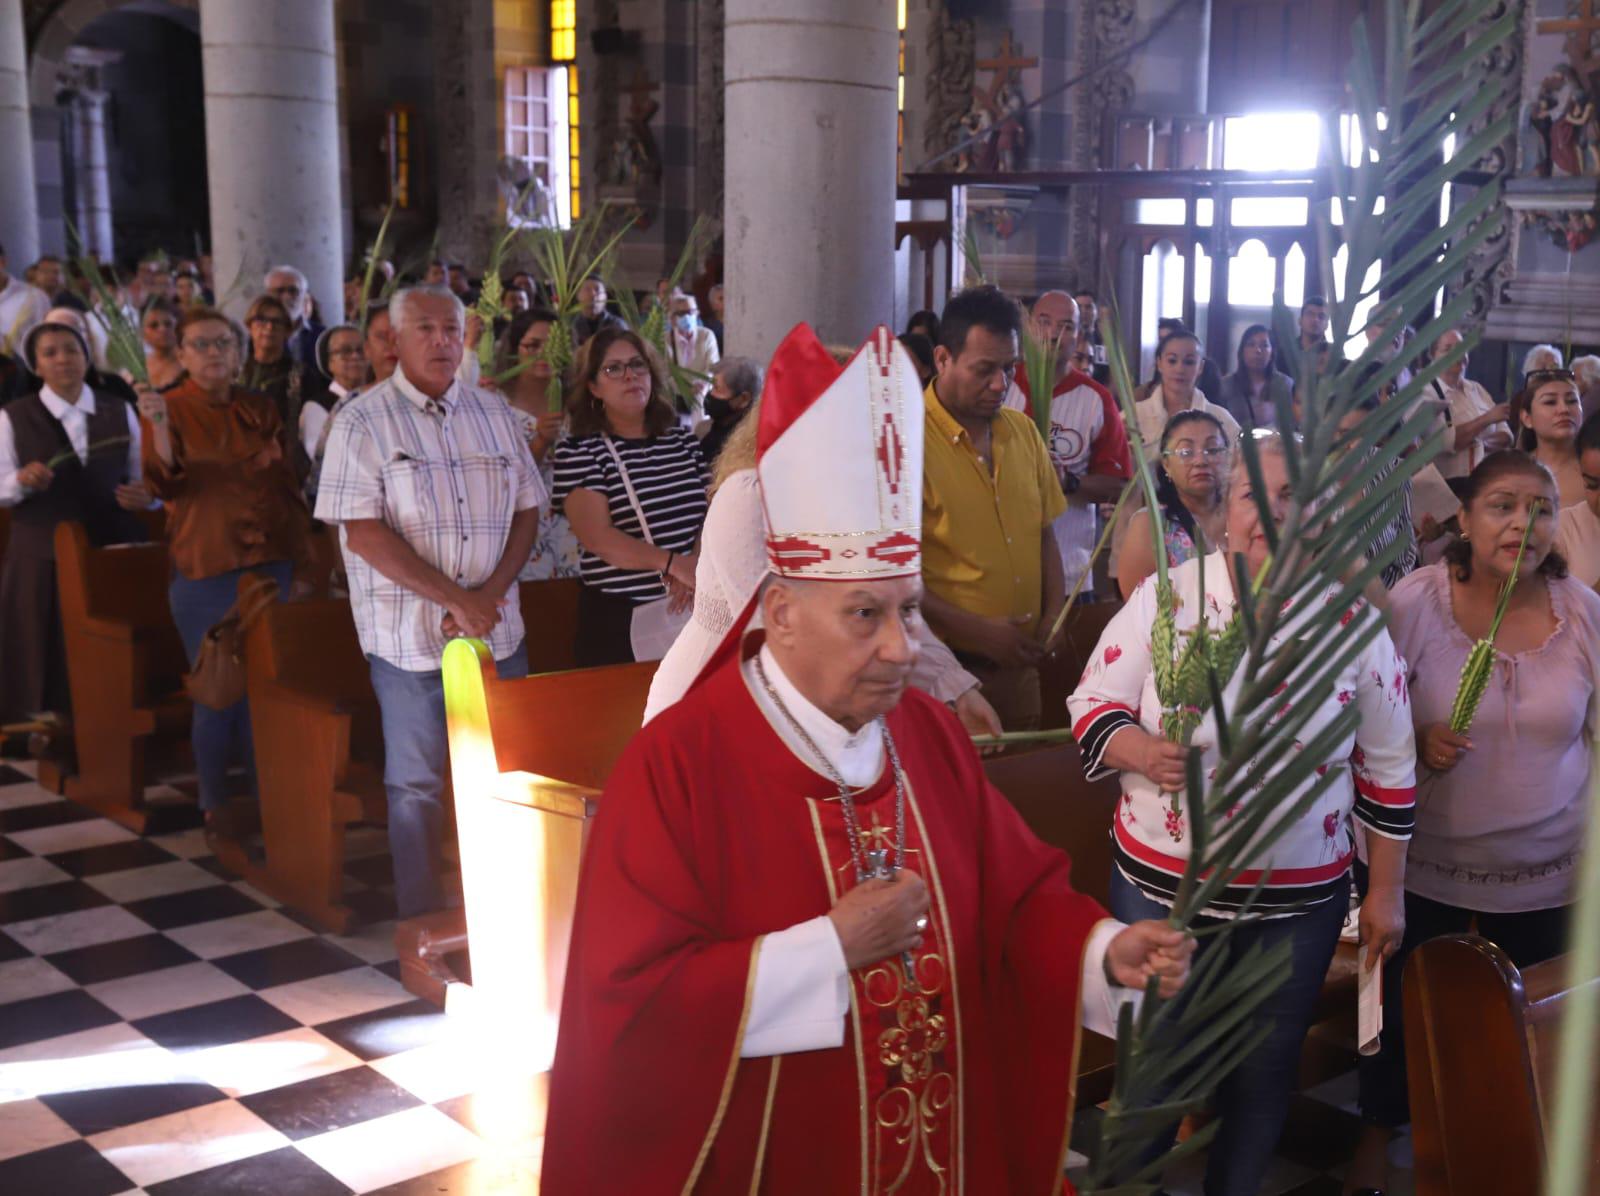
left=0, top=762, right=543, bottom=1195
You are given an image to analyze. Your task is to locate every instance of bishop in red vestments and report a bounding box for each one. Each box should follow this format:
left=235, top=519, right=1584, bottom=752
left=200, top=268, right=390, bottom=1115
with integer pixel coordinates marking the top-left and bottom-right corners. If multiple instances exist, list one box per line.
left=542, top=326, right=1192, bottom=1194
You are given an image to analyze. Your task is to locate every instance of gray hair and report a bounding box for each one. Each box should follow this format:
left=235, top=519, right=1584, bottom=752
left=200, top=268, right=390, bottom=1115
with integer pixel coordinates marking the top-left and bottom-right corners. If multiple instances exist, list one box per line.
left=263, top=264, right=308, bottom=292
left=714, top=355, right=763, bottom=401
left=1523, top=343, right=1564, bottom=376
left=1571, top=354, right=1600, bottom=389
left=390, top=284, right=466, bottom=332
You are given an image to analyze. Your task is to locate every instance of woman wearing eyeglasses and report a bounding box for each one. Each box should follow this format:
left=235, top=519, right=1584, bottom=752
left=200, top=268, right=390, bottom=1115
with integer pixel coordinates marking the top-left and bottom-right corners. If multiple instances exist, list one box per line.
left=139, top=306, right=310, bottom=838
left=239, top=293, right=310, bottom=483
left=1513, top=366, right=1586, bottom=507
left=551, top=328, right=710, bottom=666
left=1116, top=410, right=1230, bottom=599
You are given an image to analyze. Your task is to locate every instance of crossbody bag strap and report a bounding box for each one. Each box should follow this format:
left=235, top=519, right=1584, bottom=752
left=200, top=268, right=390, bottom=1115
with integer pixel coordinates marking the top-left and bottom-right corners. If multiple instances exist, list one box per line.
left=600, top=434, right=657, bottom=547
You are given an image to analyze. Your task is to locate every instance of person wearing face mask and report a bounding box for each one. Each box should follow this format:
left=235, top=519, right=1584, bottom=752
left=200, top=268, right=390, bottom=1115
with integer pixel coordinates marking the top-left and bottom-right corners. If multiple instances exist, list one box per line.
left=0, top=322, right=150, bottom=723
left=1348, top=451, right=1600, bottom=1194
left=1512, top=366, right=1586, bottom=506
left=697, top=355, right=762, bottom=468
left=667, top=290, right=720, bottom=409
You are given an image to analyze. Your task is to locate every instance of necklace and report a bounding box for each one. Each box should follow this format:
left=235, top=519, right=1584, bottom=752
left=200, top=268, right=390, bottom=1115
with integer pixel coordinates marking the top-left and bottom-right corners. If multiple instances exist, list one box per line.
left=754, top=654, right=908, bottom=885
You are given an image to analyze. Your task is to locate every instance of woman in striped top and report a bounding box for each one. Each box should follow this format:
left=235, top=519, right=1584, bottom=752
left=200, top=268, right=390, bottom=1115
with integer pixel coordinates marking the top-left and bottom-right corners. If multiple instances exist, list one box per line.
left=1068, top=437, right=1416, bottom=1195
left=552, top=328, right=709, bottom=666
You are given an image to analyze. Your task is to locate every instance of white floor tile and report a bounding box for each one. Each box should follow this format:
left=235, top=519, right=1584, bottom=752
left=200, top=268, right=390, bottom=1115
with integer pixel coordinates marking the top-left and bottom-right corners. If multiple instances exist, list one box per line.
left=162, top=909, right=314, bottom=960
left=179, top=1026, right=363, bottom=1098
left=87, top=960, right=250, bottom=1021
left=326, top=921, right=398, bottom=965
left=7, top=818, right=136, bottom=856
left=90, top=1097, right=289, bottom=1188
left=295, top=1103, right=483, bottom=1193
left=4, top=905, right=153, bottom=955
left=0, top=955, right=77, bottom=1005
left=0, top=783, right=63, bottom=811
left=0, top=855, right=71, bottom=893
left=84, top=860, right=220, bottom=904
left=228, top=880, right=281, bottom=908
left=144, top=827, right=211, bottom=860
left=369, top=1041, right=481, bottom=1105
left=0, top=1097, right=79, bottom=1161
left=256, top=966, right=412, bottom=1027
left=0, top=1025, right=178, bottom=1102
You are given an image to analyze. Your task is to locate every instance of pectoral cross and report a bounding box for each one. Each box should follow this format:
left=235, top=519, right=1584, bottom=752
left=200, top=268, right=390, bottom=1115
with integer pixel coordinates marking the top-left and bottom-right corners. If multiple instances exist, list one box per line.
left=864, top=845, right=920, bottom=991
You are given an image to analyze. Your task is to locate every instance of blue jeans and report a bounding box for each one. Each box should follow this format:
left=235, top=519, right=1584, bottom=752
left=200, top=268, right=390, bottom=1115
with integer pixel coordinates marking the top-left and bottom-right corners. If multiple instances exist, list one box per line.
left=1109, top=868, right=1349, bottom=1196
left=367, top=640, right=528, bottom=919
left=169, top=561, right=294, bottom=812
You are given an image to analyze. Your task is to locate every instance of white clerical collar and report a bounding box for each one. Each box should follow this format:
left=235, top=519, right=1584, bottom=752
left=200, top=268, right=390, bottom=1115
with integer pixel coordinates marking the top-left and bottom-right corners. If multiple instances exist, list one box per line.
left=40, top=385, right=96, bottom=417
left=745, top=643, right=885, bottom=788
left=392, top=364, right=459, bottom=413
left=329, top=380, right=351, bottom=400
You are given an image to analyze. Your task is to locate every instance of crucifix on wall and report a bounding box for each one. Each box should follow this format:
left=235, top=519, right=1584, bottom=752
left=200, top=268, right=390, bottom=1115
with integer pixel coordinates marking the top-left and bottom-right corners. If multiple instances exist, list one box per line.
left=603, top=66, right=662, bottom=188
left=957, top=29, right=1037, bottom=174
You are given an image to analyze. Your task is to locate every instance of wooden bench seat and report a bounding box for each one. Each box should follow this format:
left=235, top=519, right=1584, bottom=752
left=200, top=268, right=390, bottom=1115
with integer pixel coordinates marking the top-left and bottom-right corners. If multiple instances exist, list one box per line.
left=52, top=521, right=192, bottom=830
left=233, top=585, right=385, bottom=933
left=1405, top=933, right=1600, bottom=1194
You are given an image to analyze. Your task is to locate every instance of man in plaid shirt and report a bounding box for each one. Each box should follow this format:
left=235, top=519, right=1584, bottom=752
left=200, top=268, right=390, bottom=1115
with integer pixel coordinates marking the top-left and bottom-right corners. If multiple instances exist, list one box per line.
left=316, top=285, right=545, bottom=918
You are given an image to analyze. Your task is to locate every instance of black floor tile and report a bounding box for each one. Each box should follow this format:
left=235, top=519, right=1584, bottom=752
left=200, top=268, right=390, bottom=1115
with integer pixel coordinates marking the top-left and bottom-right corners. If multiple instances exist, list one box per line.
left=147, top=1145, right=353, bottom=1196
left=0, top=835, right=31, bottom=860
left=240, top=1064, right=421, bottom=1140
left=0, top=764, right=33, bottom=785
left=46, top=837, right=180, bottom=877
left=46, top=933, right=199, bottom=985
left=315, top=999, right=449, bottom=1062
left=0, top=879, right=112, bottom=925
left=213, top=937, right=366, bottom=990
left=148, top=1144, right=353, bottom=1196
left=0, top=800, right=94, bottom=833
left=122, top=883, right=265, bottom=931
left=41, top=1079, right=230, bottom=1135
left=0, top=927, right=27, bottom=962
left=0, top=987, right=120, bottom=1050
left=133, top=993, right=301, bottom=1052
left=0, top=1140, right=134, bottom=1196
left=192, top=854, right=233, bottom=879
left=342, top=887, right=397, bottom=924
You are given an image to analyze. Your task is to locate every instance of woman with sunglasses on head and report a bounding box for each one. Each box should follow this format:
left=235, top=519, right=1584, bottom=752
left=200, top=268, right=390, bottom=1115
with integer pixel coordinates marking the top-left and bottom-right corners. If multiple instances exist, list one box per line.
left=1512, top=366, right=1586, bottom=507
left=551, top=328, right=710, bottom=666
left=1116, top=410, right=1229, bottom=598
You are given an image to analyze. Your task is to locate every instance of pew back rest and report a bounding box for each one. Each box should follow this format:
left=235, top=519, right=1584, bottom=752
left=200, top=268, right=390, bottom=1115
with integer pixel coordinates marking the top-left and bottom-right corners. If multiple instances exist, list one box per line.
left=483, top=661, right=658, bottom=792
left=1404, top=934, right=1600, bottom=1194
left=54, top=521, right=174, bottom=631
left=982, top=741, right=1119, bottom=904
left=519, top=578, right=582, bottom=675
left=240, top=585, right=372, bottom=706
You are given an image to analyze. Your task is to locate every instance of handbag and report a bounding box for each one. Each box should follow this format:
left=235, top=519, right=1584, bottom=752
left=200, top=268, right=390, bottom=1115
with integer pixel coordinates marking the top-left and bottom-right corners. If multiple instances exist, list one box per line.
left=183, top=575, right=281, bottom=710
left=600, top=436, right=693, bottom=662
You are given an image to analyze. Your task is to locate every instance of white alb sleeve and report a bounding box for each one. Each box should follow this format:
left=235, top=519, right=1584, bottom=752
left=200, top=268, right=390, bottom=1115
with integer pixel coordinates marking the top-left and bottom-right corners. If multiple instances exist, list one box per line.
left=1080, top=917, right=1141, bottom=1039
left=741, top=915, right=851, bottom=1058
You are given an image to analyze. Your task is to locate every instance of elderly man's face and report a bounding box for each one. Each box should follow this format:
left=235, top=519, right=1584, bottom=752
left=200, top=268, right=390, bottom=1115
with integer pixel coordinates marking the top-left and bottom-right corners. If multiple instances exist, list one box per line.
left=1030, top=291, right=1078, bottom=352
left=762, top=575, right=922, bottom=731
left=266, top=272, right=306, bottom=324
left=394, top=295, right=464, bottom=395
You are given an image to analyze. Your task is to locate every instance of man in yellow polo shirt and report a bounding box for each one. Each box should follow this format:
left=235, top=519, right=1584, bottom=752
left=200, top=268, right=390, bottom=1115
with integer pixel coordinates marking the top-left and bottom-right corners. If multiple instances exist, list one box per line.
left=919, top=285, right=1067, bottom=729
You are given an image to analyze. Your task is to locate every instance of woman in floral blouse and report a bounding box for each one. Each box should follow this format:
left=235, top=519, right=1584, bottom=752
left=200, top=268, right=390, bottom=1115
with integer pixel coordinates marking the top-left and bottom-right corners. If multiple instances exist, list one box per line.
left=498, top=308, right=581, bottom=581
left=1068, top=436, right=1417, bottom=1196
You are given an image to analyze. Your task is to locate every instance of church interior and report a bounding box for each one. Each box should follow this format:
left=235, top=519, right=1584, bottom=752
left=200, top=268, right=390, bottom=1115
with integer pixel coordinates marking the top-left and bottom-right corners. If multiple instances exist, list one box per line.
left=2, top=0, right=1600, bottom=1193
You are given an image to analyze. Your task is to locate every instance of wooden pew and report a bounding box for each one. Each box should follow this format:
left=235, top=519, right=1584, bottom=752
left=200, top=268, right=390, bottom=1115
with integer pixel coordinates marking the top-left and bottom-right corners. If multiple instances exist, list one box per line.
left=53, top=521, right=192, bottom=830
left=233, top=585, right=385, bottom=932
left=1039, top=598, right=1122, bottom=731
left=519, top=577, right=582, bottom=674
left=1404, top=933, right=1600, bottom=1194
left=439, top=642, right=657, bottom=1057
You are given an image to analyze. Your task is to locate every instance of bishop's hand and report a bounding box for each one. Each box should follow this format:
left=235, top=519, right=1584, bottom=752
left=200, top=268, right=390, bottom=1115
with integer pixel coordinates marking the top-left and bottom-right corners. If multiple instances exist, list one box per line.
left=1104, top=920, right=1195, bottom=999
left=828, top=871, right=930, bottom=971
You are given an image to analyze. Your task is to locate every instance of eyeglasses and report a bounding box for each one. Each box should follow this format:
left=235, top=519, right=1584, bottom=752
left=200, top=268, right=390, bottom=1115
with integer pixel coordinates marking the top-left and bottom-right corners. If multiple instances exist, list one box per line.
left=600, top=357, right=651, bottom=380
left=1527, top=368, right=1576, bottom=384
left=270, top=286, right=303, bottom=299
left=1162, top=446, right=1229, bottom=461
left=185, top=336, right=234, bottom=354
left=328, top=347, right=366, bottom=359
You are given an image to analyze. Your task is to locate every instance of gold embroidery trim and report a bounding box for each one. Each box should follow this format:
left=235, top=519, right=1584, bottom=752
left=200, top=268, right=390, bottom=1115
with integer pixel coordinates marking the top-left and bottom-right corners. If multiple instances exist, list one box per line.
left=903, top=780, right=965, bottom=1193
left=748, top=1057, right=782, bottom=1195
left=682, top=934, right=765, bottom=1195
left=808, top=796, right=870, bottom=1195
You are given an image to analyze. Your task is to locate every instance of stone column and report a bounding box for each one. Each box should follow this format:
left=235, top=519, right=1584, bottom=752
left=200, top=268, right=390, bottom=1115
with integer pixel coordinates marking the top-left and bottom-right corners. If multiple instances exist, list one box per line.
left=75, top=89, right=114, bottom=260
left=0, top=0, right=40, bottom=266
left=200, top=0, right=345, bottom=321
left=725, top=0, right=899, bottom=359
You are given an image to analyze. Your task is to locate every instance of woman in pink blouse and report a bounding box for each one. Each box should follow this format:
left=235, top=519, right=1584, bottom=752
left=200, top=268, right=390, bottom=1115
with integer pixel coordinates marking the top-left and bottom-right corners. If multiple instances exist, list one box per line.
left=1069, top=438, right=1416, bottom=1196
left=1350, top=450, right=1600, bottom=1193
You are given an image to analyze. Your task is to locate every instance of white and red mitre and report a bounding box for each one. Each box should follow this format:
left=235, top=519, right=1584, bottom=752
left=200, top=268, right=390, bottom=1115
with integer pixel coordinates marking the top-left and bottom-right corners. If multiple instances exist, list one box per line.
left=756, top=323, right=924, bottom=581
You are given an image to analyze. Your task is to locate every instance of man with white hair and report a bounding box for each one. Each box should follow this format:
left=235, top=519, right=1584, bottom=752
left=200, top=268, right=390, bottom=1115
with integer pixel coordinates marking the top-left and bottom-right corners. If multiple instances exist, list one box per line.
left=0, top=241, right=51, bottom=360
left=315, top=285, right=545, bottom=917
left=264, top=264, right=322, bottom=370
left=1571, top=353, right=1600, bottom=421
left=544, top=324, right=1192, bottom=1192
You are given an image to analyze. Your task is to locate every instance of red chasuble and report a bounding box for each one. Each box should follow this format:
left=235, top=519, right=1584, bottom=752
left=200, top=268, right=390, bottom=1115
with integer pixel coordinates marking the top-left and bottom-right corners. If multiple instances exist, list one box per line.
left=542, top=646, right=1111, bottom=1194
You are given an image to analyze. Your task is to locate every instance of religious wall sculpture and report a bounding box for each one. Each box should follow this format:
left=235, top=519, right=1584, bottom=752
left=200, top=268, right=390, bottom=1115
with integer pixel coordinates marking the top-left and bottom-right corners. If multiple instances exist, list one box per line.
left=954, top=30, right=1037, bottom=173
left=923, top=3, right=977, bottom=166
left=1514, top=0, right=1600, bottom=253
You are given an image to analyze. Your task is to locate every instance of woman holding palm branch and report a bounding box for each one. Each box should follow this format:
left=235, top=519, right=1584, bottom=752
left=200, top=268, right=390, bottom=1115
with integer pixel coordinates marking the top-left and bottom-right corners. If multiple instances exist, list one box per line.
left=1350, top=450, right=1600, bottom=1192
left=1069, top=437, right=1416, bottom=1195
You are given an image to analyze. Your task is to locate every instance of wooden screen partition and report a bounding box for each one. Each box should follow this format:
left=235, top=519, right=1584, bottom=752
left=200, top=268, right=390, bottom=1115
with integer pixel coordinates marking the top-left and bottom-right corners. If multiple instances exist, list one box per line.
left=441, top=639, right=657, bottom=1070
left=1405, top=934, right=1600, bottom=1194
left=52, top=521, right=192, bottom=830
